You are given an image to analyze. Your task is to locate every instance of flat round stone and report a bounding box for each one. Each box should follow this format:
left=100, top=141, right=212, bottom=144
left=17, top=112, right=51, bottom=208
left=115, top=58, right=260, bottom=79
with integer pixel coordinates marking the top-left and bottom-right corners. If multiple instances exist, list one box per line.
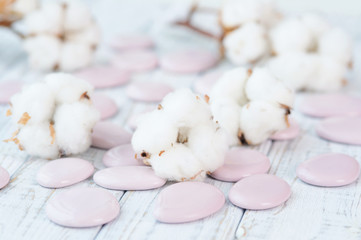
left=37, top=158, right=94, bottom=188
left=298, top=94, right=361, bottom=118
left=193, top=71, right=223, bottom=96
left=0, top=80, right=23, bottom=104
left=211, top=148, right=270, bottom=182
left=94, top=166, right=166, bottom=190
left=154, top=182, right=225, bottom=223
left=126, top=82, right=173, bottom=102
left=160, top=49, right=218, bottom=73
left=229, top=174, right=291, bottom=210
left=102, top=144, right=145, bottom=167
left=0, top=166, right=10, bottom=189
left=109, top=35, right=154, bottom=50
left=46, top=187, right=119, bottom=227
left=316, top=116, right=361, bottom=145
left=297, top=153, right=360, bottom=187
left=92, top=121, right=132, bottom=149
left=112, top=50, right=158, bottom=72
left=270, top=118, right=300, bottom=140
left=75, top=66, right=130, bottom=89
left=93, top=93, right=118, bottom=120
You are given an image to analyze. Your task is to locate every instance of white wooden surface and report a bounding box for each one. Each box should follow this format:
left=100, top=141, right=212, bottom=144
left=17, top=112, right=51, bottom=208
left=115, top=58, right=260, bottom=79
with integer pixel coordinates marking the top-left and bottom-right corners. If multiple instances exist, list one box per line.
left=1, top=0, right=361, bottom=239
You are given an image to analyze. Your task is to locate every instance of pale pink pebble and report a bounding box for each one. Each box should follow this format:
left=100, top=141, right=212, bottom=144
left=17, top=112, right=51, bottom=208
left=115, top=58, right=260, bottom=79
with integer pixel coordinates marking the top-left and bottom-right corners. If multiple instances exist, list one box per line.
left=160, top=49, right=219, bottom=74
left=94, top=166, right=166, bottom=191
left=316, top=116, right=361, bottom=145
left=0, top=81, right=23, bottom=104
left=270, top=118, right=300, bottom=140
left=36, top=158, right=94, bottom=188
left=126, top=82, right=173, bottom=102
left=112, top=50, right=158, bottom=72
left=211, top=148, right=270, bottom=182
left=75, top=66, right=130, bottom=89
left=102, top=144, right=145, bottom=167
left=298, top=94, right=361, bottom=118
left=93, top=93, right=118, bottom=120
left=109, top=35, right=154, bottom=50
left=193, top=71, right=223, bottom=96
left=91, top=121, right=132, bottom=149
left=297, top=153, right=360, bottom=187
left=0, top=166, right=10, bottom=189
left=229, top=174, right=291, bottom=210
left=154, top=182, right=225, bottom=223
left=46, top=187, right=120, bottom=227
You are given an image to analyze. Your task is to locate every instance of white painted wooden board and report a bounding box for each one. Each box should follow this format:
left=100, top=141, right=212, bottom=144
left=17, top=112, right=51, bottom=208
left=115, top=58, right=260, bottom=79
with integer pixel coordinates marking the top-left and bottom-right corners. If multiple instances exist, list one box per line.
left=0, top=0, right=361, bottom=239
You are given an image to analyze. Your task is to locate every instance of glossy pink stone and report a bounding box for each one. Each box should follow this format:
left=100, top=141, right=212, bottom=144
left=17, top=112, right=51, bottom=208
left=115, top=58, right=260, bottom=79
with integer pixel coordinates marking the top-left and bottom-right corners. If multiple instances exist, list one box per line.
left=92, top=121, right=132, bottom=149
left=109, top=35, right=154, bottom=50
left=154, top=182, right=225, bottom=223
left=229, top=174, right=291, bottom=210
left=270, top=118, right=300, bottom=140
left=0, top=80, right=23, bottom=104
left=46, top=187, right=120, bottom=227
left=211, top=148, right=270, bottom=182
left=316, top=116, right=361, bottom=145
left=0, top=166, right=10, bottom=189
left=112, top=50, right=158, bottom=72
left=37, top=158, right=94, bottom=188
left=160, top=49, right=219, bottom=73
left=94, top=166, right=166, bottom=190
left=193, top=71, right=223, bottom=96
left=126, top=82, right=173, bottom=102
left=298, top=94, right=361, bottom=118
left=297, top=153, right=360, bottom=187
left=102, top=144, right=145, bottom=167
left=75, top=66, right=130, bottom=89
left=93, top=93, right=118, bottom=120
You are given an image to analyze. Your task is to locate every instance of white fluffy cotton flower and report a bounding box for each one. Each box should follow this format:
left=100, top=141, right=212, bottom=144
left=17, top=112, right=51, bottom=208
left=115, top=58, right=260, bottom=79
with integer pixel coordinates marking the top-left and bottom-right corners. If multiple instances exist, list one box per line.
left=23, top=1, right=100, bottom=71
left=131, top=89, right=228, bottom=181
left=223, top=22, right=268, bottom=65
left=5, top=73, right=100, bottom=159
left=210, top=67, right=293, bottom=145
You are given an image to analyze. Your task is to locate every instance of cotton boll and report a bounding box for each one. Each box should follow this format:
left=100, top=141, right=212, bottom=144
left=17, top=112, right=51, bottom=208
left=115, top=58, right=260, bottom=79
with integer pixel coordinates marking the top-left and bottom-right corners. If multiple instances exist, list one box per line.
left=270, top=18, right=313, bottom=55
left=318, top=28, right=353, bottom=65
left=223, top=22, right=268, bottom=65
left=301, top=14, right=331, bottom=49
left=258, top=0, right=281, bottom=28
left=210, top=67, right=249, bottom=105
left=246, top=67, right=294, bottom=107
left=12, top=0, right=38, bottom=15
left=63, top=1, right=93, bottom=32
left=239, top=101, right=288, bottom=144
left=59, top=42, right=93, bottom=71
left=67, top=23, right=101, bottom=47
left=24, top=35, right=61, bottom=71
left=17, top=123, right=59, bottom=159
left=149, top=144, right=205, bottom=181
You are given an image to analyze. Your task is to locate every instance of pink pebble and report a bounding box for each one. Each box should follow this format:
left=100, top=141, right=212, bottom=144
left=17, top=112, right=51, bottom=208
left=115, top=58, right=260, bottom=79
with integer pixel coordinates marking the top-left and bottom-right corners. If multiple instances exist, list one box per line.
left=316, top=116, right=361, bottom=145
left=0, top=80, right=23, bottom=104
left=94, top=166, right=166, bottom=191
left=92, top=121, right=132, bottom=149
left=75, top=66, right=130, bottom=89
left=229, top=174, right=291, bottom=210
left=102, top=144, right=145, bottom=167
left=211, top=148, right=270, bottom=182
left=126, top=82, right=173, bottom=102
left=270, top=118, right=300, bottom=140
left=193, top=71, right=223, bottom=96
left=154, top=182, right=225, bottom=223
left=37, top=158, right=94, bottom=188
left=297, top=153, right=360, bottom=187
left=46, top=187, right=120, bottom=227
left=93, top=93, right=118, bottom=120
left=0, top=166, right=10, bottom=189
left=109, top=35, right=154, bottom=50
left=112, top=50, right=158, bottom=72
left=160, top=49, right=218, bottom=74
left=298, top=93, right=361, bottom=118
